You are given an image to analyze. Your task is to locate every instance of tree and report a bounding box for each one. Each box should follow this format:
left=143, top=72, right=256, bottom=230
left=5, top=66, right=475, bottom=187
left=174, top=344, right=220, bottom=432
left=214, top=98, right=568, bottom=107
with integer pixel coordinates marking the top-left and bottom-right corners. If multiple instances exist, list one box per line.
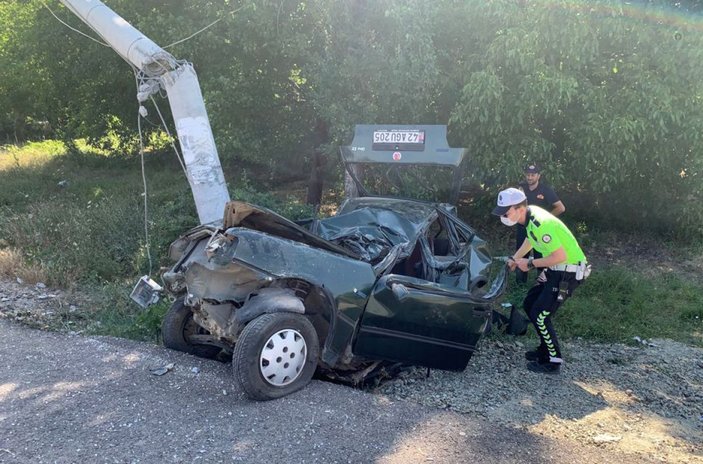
left=448, top=0, right=703, bottom=234
left=2, top=0, right=702, bottom=235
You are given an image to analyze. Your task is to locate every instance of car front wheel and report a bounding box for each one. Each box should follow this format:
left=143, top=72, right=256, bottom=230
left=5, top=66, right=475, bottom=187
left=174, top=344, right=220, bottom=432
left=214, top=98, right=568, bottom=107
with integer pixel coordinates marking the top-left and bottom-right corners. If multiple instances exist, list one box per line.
left=161, top=298, right=222, bottom=359
left=233, top=312, right=319, bottom=401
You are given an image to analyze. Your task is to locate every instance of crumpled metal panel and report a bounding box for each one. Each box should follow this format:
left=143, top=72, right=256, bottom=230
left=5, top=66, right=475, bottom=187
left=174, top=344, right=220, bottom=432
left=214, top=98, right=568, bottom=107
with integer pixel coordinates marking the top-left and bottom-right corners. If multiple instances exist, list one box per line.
left=315, top=206, right=428, bottom=264
left=222, top=201, right=358, bottom=258
left=224, top=228, right=377, bottom=365
left=337, top=197, right=442, bottom=223
left=170, top=197, right=505, bottom=370
left=183, top=254, right=270, bottom=303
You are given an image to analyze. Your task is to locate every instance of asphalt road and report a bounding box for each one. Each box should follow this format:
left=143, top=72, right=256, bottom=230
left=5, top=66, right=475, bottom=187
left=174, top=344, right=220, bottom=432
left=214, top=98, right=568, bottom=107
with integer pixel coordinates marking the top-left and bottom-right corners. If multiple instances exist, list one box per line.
left=0, top=319, right=655, bottom=464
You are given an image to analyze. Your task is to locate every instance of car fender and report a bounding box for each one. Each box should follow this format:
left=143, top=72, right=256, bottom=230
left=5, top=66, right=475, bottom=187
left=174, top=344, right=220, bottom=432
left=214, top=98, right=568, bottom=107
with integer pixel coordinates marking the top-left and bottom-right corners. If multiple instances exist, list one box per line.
left=233, top=288, right=305, bottom=326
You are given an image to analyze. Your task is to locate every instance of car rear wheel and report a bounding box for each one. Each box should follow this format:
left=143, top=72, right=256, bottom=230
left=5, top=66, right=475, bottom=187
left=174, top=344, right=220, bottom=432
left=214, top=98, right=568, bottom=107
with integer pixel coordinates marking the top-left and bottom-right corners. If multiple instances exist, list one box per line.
left=233, top=312, right=319, bottom=401
left=161, top=298, right=222, bottom=359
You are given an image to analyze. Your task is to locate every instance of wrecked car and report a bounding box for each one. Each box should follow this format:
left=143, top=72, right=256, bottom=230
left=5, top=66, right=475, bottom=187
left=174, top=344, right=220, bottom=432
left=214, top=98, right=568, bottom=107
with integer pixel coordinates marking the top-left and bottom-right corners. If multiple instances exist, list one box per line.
left=160, top=125, right=507, bottom=400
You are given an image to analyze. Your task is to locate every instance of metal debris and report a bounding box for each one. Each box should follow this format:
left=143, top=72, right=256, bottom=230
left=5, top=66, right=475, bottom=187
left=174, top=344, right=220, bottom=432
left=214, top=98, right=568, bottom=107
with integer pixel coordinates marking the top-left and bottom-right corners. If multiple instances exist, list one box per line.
left=150, top=362, right=175, bottom=376
left=633, top=336, right=658, bottom=347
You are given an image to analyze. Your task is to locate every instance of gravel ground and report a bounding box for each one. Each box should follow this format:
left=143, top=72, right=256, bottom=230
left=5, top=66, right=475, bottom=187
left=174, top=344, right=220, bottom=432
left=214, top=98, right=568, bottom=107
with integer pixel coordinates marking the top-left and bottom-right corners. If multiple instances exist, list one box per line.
left=1, top=278, right=702, bottom=463
left=376, top=337, right=703, bottom=463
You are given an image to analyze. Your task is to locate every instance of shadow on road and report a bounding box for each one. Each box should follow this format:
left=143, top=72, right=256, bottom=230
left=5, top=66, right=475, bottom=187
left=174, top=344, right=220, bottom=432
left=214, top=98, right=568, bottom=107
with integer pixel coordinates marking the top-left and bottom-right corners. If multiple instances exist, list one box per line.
left=0, top=320, right=673, bottom=463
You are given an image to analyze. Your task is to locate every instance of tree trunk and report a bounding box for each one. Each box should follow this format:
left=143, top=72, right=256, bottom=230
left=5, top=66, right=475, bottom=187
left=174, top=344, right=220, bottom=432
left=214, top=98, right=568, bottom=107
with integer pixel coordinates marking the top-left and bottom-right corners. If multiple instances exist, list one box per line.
left=306, top=149, right=325, bottom=206
left=344, top=164, right=363, bottom=199
left=306, top=119, right=329, bottom=206
left=449, top=164, right=464, bottom=205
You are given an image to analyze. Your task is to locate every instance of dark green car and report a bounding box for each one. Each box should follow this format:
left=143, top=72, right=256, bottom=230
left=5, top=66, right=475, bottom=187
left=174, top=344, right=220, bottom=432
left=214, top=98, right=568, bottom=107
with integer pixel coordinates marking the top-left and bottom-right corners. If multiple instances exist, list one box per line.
left=160, top=125, right=507, bottom=400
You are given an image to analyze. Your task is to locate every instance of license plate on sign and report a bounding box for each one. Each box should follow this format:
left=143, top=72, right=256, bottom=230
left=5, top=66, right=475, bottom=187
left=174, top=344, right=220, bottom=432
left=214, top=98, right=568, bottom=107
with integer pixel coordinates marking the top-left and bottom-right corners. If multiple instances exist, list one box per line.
left=373, top=130, right=425, bottom=145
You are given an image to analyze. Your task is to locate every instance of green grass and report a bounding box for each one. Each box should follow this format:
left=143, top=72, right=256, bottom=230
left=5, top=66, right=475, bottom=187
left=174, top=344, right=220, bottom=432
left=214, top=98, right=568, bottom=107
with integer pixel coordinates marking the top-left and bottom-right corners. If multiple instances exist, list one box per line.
left=83, top=282, right=170, bottom=342
left=0, top=141, right=314, bottom=340
left=1, top=141, right=701, bottom=347
left=0, top=141, right=195, bottom=286
left=503, top=268, right=703, bottom=347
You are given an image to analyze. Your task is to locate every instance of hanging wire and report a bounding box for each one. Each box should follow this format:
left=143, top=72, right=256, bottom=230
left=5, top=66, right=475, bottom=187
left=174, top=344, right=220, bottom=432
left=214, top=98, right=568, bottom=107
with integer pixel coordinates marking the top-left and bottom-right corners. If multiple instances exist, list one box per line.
left=132, top=68, right=194, bottom=277
left=149, top=95, right=189, bottom=179
left=164, top=18, right=224, bottom=49
left=40, top=0, right=110, bottom=47
left=134, top=71, right=154, bottom=276
left=163, top=5, right=249, bottom=49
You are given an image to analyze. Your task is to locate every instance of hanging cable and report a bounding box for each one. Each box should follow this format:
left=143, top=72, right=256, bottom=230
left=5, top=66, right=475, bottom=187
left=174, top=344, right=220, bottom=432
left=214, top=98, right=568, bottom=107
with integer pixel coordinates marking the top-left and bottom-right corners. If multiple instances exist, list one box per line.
left=164, top=18, right=223, bottom=49
left=149, top=96, right=189, bottom=179
left=41, top=0, right=110, bottom=47
left=163, top=5, right=249, bottom=49
left=133, top=70, right=153, bottom=276
left=137, top=112, right=154, bottom=276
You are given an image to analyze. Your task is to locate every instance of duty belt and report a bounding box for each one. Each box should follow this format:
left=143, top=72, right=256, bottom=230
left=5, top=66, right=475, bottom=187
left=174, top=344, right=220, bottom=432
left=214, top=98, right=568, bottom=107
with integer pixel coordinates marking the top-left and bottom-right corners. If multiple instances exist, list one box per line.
left=549, top=264, right=580, bottom=272
left=550, top=262, right=591, bottom=280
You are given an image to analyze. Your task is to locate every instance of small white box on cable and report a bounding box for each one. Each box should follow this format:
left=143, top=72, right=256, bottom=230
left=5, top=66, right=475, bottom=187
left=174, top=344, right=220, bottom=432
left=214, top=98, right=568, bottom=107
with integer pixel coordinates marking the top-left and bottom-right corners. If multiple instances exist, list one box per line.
left=130, top=275, right=163, bottom=308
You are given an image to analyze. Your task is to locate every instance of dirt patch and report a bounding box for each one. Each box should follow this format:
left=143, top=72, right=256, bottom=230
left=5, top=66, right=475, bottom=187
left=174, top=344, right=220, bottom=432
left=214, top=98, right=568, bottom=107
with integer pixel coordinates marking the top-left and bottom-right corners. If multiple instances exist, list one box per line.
left=375, top=337, right=703, bottom=463
left=584, top=232, right=703, bottom=280
left=0, top=277, right=92, bottom=332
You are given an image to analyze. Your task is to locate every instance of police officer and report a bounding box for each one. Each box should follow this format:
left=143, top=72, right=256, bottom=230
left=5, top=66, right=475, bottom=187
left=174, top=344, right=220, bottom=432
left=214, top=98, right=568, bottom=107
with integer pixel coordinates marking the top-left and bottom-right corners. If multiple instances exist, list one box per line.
left=515, top=163, right=565, bottom=283
left=493, top=187, right=588, bottom=374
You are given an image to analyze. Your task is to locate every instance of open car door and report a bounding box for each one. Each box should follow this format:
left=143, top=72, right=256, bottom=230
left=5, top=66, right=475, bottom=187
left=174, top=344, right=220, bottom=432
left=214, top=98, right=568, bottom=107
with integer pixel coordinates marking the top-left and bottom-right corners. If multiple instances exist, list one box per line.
left=352, top=209, right=507, bottom=371
left=352, top=270, right=506, bottom=371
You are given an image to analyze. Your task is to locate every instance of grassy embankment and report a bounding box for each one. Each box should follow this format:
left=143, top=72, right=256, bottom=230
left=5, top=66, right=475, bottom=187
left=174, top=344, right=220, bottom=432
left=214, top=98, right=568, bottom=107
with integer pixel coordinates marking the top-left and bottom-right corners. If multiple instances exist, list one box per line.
left=0, top=141, right=312, bottom=340
left=1, top=141, right=701, bottom=347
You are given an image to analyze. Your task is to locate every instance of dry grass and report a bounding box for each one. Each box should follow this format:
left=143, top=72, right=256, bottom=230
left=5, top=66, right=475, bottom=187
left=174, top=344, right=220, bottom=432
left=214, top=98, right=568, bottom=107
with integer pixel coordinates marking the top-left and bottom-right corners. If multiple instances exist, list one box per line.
left=0, top=140, right=67, bottom=170
left=0, top=248, right=48, bottom=284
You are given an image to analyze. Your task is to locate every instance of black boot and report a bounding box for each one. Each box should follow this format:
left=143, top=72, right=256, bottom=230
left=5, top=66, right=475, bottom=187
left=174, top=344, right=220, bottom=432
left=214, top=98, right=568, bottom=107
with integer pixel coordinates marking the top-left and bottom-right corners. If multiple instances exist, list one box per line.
left=524, top=345, right=547, bottom=361
left=526, top=360, right=561, bottom=375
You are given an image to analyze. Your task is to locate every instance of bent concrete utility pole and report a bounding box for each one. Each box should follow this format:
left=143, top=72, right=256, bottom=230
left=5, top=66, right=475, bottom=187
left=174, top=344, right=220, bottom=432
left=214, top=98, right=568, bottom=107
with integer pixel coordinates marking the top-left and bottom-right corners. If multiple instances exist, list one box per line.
left=59, top=0, right=230, bottom=225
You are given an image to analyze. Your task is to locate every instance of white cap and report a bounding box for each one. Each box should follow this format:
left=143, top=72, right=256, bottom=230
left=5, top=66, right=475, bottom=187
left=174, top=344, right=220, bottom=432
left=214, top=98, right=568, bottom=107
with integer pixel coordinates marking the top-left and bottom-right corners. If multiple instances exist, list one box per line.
left=492, top=188, right=526, bottom=215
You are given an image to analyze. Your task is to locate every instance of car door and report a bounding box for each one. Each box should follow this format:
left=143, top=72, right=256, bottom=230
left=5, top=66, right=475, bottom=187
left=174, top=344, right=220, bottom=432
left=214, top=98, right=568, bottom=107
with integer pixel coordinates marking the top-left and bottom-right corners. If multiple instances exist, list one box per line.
left=352, top=274, right=491, bottom=371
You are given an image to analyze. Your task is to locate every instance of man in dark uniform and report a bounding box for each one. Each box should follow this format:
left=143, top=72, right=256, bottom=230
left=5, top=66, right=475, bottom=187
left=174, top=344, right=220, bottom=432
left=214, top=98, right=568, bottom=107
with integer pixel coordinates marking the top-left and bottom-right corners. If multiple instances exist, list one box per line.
left=515, top=163, right=565, bottom=283
left=493, top=188, right=589, bottom=374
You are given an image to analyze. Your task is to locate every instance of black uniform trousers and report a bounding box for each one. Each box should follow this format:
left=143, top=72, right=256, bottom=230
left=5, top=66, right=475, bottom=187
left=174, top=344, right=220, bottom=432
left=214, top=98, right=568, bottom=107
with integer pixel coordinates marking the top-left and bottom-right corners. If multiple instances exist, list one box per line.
left=522, top=269, right=581, bottom=363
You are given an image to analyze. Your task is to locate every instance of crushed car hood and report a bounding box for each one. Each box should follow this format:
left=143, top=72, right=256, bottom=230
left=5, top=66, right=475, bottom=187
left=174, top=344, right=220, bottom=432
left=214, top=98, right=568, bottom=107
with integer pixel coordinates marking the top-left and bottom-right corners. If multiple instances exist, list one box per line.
left=315, top=197, right=441, bottom=263
left=224, top=198, right=451, bottom=265
left=222, top=201, right=359, bottom=258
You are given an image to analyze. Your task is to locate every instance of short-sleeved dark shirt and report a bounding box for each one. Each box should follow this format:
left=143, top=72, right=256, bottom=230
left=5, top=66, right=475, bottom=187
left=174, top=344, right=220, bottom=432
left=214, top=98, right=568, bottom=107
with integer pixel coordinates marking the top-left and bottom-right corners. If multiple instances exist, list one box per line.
left=519, top=181, right=560, bottom=210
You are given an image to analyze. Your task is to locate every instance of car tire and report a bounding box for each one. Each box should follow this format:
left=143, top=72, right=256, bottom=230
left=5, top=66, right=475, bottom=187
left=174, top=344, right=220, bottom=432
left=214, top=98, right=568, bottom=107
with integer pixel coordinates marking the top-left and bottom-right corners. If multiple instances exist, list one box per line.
left=233, top=312, right=319, bottom=401
left=162, top=298, right=222, bottom=359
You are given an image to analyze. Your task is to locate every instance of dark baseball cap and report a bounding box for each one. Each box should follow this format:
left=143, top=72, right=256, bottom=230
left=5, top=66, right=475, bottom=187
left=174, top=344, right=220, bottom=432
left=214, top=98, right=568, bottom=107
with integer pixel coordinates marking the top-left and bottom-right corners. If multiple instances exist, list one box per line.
left=524, top=163, right=541, bottom=173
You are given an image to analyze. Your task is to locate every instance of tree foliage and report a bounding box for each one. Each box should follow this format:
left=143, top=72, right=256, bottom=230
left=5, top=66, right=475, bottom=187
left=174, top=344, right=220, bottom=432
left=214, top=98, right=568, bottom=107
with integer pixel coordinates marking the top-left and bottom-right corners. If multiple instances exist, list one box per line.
left=448, top=1, right=703, bottom=234
left=1, top=0, right=702, bottom=235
